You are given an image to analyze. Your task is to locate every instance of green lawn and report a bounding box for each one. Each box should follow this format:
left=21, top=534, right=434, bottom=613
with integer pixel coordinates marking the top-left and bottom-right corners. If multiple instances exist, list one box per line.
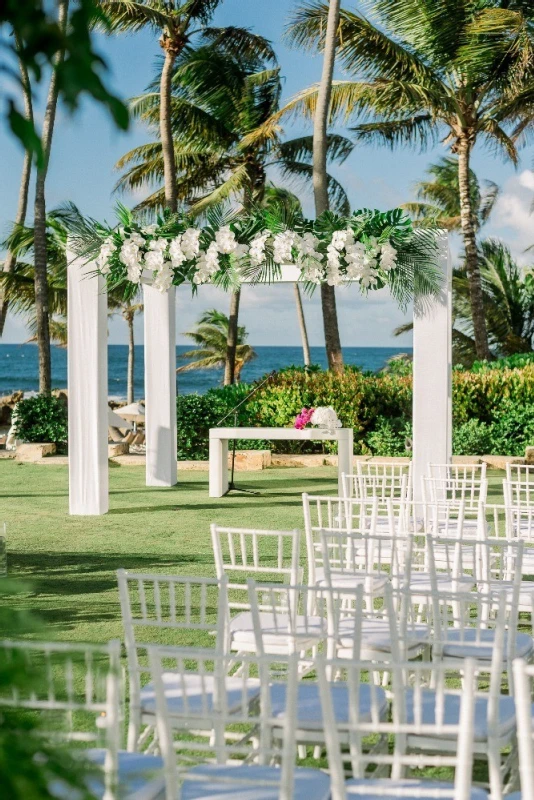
left=0, top=460, right=506, bottom=645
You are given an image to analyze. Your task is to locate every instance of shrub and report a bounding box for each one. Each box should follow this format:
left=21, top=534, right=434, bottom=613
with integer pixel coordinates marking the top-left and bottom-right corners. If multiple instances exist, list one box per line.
left=14, top=394, right=67, bottom=445
left=452, top=419, right=494, bottom=456
left=471, top=353, right=534, bottom=372
left=365, top=417, right=412, bottom=457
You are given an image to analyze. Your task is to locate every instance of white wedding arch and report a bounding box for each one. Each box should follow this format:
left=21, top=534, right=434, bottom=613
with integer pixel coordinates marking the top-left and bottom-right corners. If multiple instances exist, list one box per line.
left=66, top=233, right=451, bottom=516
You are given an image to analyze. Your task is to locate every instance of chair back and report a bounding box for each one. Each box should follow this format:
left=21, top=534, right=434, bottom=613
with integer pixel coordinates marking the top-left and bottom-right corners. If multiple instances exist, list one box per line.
left=148, top=647, right=301, bottom=800
left=117, top=569, right=229, bottom=743
left=506, top=463, right=534, bottom=482
left=211, top=524, right=300, bottom=613
left=513, top=658, right=534, bottom=800
left=0, top=638, right=121, bottom=799
left=317, top=655, right=478, bottom=800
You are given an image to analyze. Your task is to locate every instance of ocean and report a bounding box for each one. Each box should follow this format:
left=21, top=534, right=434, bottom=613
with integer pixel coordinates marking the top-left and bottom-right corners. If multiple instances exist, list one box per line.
left=0, top=344, right=412, bottom=399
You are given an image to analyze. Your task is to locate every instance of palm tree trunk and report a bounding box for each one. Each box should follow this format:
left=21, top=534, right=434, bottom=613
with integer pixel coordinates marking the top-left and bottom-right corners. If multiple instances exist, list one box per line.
left=294, top=283, right=311, bottom=366
left=159, top=41, right=178, bottom=213
left=33, top=0, right=68, bottom=394
left=0, top=35, right=34, bottom=337
left=457, top=139, right=491, bottom=360
left=313, top=0, right=343, bottom=373
left=127, top=313, right=135, bottom=404
left=224, top=288, right=241, bottom=385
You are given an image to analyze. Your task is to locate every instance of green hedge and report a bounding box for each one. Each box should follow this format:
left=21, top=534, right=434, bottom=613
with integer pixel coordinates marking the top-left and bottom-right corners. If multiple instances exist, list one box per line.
left=176, top=365, right=534, bottom=459
left=14, top=394, right=68, bottom=446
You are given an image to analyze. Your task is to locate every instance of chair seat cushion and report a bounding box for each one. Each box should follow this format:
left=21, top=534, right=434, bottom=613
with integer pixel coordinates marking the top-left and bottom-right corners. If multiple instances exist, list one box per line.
left=487, top=579, right=534, bottom=609
left=86, top=749, right=165, bottom=799
left=182, top=763, right=331, bottom=800
left=408, top=573, right=475, bottom=594
left=269, top=681, right=387, bottom=731
left=405, top=689, right=516, bottom=742
left=441, top=628, right=534, bottom=660
left=315, top=568, right=390, bottom=593
left=140, top=673, right=260, bottom=716
left=345, top=777, right=488, bottom=799
left=337, top=617, right=429, bottom=655
left=229, top=611, right=325, bottom=651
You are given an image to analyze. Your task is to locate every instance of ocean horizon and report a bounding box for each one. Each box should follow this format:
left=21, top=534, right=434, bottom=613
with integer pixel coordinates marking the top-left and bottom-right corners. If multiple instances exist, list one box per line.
left=0, top=343, right=413, bottom=399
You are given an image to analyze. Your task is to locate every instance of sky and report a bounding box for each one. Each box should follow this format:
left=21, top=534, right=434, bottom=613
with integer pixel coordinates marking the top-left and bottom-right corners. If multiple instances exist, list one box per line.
left=2, top=0, right=534, bottom=348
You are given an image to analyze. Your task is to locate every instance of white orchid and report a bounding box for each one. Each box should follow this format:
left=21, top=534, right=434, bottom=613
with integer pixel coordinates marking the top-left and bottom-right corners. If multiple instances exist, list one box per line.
left=249, top=231, right=270, bottom=266
left=181, top=228, right=201, bottom=260
left=215, top=225, right=237, bottom=254
left=310, top=406, right=342, bottom=432
left=169, top=236, right=186, bottom=267
left=141, top=224, right=158, bottom=235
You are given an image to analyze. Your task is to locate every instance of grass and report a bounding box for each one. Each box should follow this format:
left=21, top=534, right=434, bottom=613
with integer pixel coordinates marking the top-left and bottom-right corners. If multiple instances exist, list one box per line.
left=0, top=461, right=344, bottom=643
left=0, top=460, right=507, bottom=645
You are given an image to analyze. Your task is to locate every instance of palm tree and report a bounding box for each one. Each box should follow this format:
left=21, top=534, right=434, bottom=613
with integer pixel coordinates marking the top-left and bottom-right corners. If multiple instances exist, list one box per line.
left=284, top=0, right=534, bottom=360
left=312, top=0, right=343, bottom=374
left=33, top=0, right=68, bottom=393
left=177, top=309, right=256, bottom=384
left=102, top=1, right=270, bottom=213
left=402, top=156, right=499, bottom=232
left=119, top=302, right=144, bottom=404
left=454, top=239, right=534, bottom=365
left=0, top=33, right=34, bottom=338
left=1, top=206, right=143, bottom=398
left=116, top=39, right=352, bottom=380
left=262, top=185, right=311, bottom=366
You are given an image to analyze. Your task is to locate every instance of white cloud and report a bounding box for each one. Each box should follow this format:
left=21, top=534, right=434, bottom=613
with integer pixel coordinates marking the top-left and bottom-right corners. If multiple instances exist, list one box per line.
left=488, top=173, right=534, bottom=263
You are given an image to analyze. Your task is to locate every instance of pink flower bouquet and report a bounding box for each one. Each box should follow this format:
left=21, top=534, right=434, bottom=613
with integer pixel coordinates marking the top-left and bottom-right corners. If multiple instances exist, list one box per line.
left=294, top=407, right=315, bottom=430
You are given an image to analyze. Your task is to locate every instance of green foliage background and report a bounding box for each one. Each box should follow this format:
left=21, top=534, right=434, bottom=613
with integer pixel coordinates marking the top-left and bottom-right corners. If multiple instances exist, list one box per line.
left=176, top=365, right=534, bottom=459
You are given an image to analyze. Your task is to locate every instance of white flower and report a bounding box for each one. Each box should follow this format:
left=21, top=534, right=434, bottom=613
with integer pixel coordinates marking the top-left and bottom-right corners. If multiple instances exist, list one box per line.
left=144, top=249, right=165, bottom=271
left=129, top=231, right=146, bottom=247
left=273, top=231, right=297, bottom=264
left=380, top=241, right=397, bottom=271
left=310, top=406, right=342, bottom=432
left=169, top=236, right=186, bottom=267
left=181, top=228, right=201, bottom=260
left=149, top=237, right=168, bottom=253
left=194, top=241, right=220, bottom=284
left=120, top=239, right=140, bottom=268
left=96, top=238, right=116, bottom=273
left=153, top=263, right=174, bottom=292
left=215, top=225, right=237, bottom=254
left=142, top=224, right=158, bottom=235
left=249, top=231, right=270, bottom=266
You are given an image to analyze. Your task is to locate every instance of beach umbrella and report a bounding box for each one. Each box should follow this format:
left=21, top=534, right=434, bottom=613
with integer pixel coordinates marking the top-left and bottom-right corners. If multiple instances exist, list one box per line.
left=108, top=408, right=133, bottom=430
left=114, top=402, right=145, bottom=424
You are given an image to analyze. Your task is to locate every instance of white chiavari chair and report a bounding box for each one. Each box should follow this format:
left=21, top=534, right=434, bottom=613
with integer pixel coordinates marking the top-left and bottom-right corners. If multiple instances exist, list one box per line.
left=511, top=657, right=534, bottom=800
left=506, top=463, right=534, bottom=483
left=247, top=579, right=429, bottom=668
left=210, top=524, right=301, bottom=656
left=504, top=479, right=534, bottom=510
left=0, top=638, right=165, bottom=800
left=421, top=477, right=487, bottom=532
left=148, top=647, right=331, bottom=800
left=342, top=461, right=412, bottom=501
left=317, top=655, right=486, bottom=800
left=117, top=570, right=230, bottom=751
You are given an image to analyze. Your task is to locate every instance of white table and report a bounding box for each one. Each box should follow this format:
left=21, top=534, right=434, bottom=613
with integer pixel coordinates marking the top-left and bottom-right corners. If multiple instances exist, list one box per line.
left=209, top=427, right=354, bottom=497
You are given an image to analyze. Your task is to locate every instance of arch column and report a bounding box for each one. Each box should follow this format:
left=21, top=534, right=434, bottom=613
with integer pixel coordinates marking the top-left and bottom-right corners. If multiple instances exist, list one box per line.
left=412, top=232, right=452, bottom=501
left=143, top=284, right=177, bottom=487
left=67, top=250, right=109, bottom=515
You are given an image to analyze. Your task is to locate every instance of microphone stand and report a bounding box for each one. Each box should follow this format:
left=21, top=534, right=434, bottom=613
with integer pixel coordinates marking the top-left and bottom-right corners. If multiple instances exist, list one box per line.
left=215, top=371, right=277, bottom=496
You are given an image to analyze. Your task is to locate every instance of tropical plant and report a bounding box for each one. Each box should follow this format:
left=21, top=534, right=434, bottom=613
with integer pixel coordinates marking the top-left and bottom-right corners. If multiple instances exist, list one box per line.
left=1, top=0, right=128, bottom=161
left=283, top=0, right=534, bottom=360
left=118, top=302, right=143, bottom=403
left=0, top=33, right=33, bottom=338
left=402, top=156, right=499, bottom=232
left=115, top=35, right=353, bottom=382
left=176, top=309, right=256, bottom=384
left=14, top=394, right=68, bottom=445
left=1, top=204, right=143, bottom=396
left=454, top=239, right=534, bottom=366
left=102, top=1, right=268, bottom=213
left=262, top=185, right=311, bottom=367
left=312, top=0, right=344, bottom=373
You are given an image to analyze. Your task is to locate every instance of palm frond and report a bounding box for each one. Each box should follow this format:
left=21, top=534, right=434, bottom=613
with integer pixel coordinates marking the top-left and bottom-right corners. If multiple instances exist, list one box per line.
left=351, top=114, right=438, bottom=152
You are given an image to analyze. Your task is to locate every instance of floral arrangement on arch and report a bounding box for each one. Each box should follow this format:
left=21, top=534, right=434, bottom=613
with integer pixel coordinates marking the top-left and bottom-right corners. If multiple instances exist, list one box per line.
left=78, top=205, right=442, bottom=303
left=294, top=406, right=342, bottom=434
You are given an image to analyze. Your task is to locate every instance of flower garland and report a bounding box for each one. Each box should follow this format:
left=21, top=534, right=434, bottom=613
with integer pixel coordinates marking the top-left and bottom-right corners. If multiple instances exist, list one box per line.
left=90, top=206, right=438, bottom=296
